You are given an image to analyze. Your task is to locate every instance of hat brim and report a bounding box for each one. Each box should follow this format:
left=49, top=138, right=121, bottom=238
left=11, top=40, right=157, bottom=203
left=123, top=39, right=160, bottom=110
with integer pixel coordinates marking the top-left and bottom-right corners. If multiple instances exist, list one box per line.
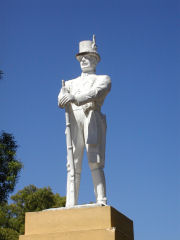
left=76, top=52, right=100, bottom=62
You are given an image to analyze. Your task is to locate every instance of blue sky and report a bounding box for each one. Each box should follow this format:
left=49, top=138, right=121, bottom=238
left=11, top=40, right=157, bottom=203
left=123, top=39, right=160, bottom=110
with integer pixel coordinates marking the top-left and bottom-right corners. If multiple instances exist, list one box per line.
left=0, top=0, right=179, bottom=239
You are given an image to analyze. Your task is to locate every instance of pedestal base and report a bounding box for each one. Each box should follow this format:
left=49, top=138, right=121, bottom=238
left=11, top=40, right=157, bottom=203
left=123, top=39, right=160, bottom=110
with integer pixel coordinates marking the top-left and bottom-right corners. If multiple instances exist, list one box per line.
left=19, top=205, right=134, bottom=240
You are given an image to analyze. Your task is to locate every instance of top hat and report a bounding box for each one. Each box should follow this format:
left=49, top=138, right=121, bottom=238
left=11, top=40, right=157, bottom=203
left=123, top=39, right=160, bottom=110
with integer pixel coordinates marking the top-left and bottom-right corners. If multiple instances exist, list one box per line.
left=76, top=35, right=101, bottom=62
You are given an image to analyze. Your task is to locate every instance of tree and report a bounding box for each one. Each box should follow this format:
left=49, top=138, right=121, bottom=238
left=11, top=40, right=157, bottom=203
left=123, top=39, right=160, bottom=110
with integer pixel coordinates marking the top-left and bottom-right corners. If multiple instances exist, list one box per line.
left=0, top=228, right=19, bottom=240
left=0, top=132, right=22, bottom=203
left=0, top=185, right=66, bottom=239
left=0, top=202, right=19, bottom=240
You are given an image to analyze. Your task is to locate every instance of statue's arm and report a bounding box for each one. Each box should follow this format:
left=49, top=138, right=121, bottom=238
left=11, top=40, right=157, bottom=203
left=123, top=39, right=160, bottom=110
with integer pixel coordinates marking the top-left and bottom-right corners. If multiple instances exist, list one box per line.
left=58, top=81, right=71, bottom=108
left=74, top=75, right=111, bottom=106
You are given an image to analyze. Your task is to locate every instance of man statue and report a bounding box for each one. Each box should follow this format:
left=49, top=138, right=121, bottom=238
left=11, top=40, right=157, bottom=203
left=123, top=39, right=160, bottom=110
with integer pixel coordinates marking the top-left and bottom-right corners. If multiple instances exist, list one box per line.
left=58, top=35, right=111, bottom=207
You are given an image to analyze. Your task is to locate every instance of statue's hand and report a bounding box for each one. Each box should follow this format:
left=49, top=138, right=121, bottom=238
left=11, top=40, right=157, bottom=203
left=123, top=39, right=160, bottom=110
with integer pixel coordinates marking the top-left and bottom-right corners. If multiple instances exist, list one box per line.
left=59, top=93, right=75, bottom=107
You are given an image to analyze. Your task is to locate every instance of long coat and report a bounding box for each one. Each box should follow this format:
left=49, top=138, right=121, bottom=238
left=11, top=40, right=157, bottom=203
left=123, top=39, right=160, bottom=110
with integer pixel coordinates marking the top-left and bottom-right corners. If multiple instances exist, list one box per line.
left=58, top=73, right=111, bottom=163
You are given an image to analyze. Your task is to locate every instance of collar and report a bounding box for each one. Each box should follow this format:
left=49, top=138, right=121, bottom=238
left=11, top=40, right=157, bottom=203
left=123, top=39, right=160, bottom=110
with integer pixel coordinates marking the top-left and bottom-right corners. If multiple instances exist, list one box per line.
left=81, top=72, right=95, bottom=77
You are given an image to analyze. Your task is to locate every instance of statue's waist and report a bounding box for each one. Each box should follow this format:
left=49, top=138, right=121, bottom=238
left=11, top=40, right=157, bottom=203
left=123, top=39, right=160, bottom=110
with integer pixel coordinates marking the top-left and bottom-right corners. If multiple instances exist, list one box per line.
left=71, top=102, right=101, bottom=113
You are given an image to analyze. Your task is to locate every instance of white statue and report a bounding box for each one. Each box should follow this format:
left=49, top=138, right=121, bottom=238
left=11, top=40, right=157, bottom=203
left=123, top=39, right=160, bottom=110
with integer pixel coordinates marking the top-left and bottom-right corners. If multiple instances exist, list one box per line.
left=58, top=35, right=111, bottom=207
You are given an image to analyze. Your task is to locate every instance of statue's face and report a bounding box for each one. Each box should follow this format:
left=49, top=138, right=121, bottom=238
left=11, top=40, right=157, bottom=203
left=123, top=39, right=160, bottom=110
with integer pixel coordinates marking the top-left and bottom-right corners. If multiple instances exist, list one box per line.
left=80, top=55, right=97, bottom=73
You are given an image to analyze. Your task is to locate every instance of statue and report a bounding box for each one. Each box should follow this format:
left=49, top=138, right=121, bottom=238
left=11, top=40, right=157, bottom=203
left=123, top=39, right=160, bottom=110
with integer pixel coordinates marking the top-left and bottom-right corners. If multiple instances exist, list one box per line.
left=58, top=35, right=111, bottom=207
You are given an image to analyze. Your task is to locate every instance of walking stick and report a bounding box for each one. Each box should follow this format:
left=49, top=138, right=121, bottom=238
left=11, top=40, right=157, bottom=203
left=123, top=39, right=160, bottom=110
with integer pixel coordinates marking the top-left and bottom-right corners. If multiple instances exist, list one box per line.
left=62, top=80, right=76, bottom=206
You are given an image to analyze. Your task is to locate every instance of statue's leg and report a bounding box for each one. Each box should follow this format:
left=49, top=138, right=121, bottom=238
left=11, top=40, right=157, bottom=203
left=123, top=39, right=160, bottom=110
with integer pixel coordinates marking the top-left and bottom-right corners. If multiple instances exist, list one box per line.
left=85, top=112, right=107, bottom=205
left=66, top=143, right=84, bottom=206
left=89, top=161, right=107, bottom=205
left=66, top=111, right=84, bottom=206
left=66, top=168, right=72, bottom=207
left=73, top=146, right=84, bottom=205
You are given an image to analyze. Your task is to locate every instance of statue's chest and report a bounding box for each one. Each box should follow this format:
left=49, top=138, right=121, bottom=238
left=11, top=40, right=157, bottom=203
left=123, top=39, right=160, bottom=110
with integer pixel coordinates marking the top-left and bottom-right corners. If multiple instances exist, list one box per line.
left=71, top=77, right=96, bottom=94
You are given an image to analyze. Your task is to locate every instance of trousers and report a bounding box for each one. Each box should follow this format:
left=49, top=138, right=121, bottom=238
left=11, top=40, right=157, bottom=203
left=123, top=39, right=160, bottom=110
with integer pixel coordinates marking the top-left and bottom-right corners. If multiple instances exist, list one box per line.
left=66, top=107, right=107, bottom=206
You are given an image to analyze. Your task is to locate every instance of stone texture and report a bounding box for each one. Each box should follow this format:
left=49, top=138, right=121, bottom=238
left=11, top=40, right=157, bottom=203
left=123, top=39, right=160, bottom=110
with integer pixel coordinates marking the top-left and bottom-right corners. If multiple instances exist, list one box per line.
left=19, top=205, right=134, bottom=240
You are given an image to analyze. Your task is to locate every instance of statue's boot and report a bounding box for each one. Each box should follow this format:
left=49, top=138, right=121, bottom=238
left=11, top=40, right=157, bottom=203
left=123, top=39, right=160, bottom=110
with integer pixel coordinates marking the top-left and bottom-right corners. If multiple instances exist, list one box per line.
left=65, top=170, right=71, bottom=207
left=91, top=168, right=107, bottom=205
left=66, top=169, right=80, bottom=207
left=75, top=172, right=81, bottom=204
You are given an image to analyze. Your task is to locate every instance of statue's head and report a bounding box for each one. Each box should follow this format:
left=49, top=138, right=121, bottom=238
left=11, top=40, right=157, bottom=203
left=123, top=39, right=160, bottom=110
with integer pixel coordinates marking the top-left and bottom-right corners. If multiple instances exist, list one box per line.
left=76, top=35, right=100, bottom=73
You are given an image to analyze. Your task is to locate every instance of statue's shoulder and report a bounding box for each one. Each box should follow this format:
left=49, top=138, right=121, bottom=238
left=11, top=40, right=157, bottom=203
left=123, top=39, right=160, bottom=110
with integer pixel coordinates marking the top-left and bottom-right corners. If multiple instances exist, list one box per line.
left=95, top=74, right=111, bottom=84
left=65, top=76, right=81, bottom=86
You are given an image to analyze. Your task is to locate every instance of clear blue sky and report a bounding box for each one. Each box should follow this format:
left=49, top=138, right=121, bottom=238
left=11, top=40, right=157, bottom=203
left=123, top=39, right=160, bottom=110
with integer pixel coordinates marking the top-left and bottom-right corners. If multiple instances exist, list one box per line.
left=0, top=0, right=179, bottom=239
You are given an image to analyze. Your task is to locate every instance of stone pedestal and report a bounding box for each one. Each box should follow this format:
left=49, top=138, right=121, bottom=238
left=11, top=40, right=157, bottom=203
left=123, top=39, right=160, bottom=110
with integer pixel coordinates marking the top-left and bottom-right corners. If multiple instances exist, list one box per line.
left=19, top=205, right=134, bottom=240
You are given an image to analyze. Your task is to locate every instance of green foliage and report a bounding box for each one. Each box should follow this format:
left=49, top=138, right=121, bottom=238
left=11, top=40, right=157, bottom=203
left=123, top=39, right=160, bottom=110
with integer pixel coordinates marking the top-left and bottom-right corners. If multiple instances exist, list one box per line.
left=54, top=193, right=66, bottom=207
left=0, top=203, right=19, bottom=240
left=0, top=227, right=19, bottom=240
left=0, top=185, right=66, bottom=239
left=0, top=132, right=23, bottom=203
